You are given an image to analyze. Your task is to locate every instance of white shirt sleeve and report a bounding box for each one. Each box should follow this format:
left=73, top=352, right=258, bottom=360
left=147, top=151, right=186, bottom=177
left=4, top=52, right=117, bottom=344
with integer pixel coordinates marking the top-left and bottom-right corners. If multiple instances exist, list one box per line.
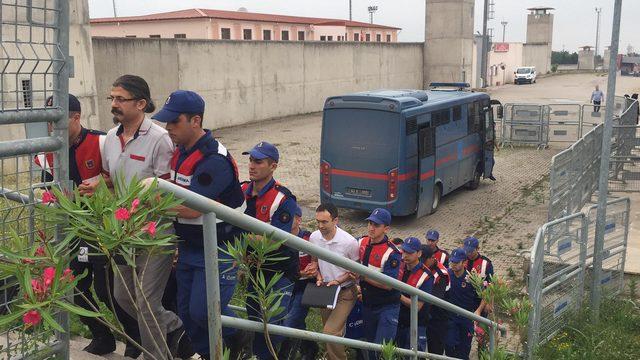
left=347, top=235, right=360, bottom=261
left=152, top=132, right=174, bottom=178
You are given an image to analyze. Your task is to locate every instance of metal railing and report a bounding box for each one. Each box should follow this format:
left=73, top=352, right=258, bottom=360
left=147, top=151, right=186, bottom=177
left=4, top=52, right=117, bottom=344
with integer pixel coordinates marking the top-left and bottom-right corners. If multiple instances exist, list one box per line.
left=547, top=98, right=639, bottom=220
left=156, top=179, right=506, bottom=360
left=0, top=0, right=71, bottom=359
left=500, top=97, right=631, bottom=149
left=527, top=197, right=630, bottom=358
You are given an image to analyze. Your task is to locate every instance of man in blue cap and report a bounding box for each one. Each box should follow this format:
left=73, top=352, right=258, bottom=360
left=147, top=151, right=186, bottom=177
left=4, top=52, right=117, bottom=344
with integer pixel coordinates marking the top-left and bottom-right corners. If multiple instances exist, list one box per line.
left=445, top=248, right=482, bottom=360
left=426, top=229, right=449, bottom=267
left=357, top=208, right=402, bottom=358
left=152, top=89, right=246, bottom=360
left=463, top=237, right=494, bottom=284
left=241, top=141, right=299, bottom=359
left=421, top=244, right=450, bottom=356
left=395, top=237, right=434, bottom=352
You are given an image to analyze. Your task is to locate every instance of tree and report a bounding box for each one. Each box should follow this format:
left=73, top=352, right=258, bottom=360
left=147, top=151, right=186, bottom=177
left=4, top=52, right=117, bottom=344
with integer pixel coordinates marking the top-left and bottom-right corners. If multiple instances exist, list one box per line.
left=552, top=51, right=579, bottom=65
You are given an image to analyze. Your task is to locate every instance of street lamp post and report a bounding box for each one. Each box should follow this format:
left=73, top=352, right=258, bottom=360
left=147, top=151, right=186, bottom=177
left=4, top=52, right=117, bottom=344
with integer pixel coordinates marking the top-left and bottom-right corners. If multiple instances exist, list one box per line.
left=368, top=6, right=378, bottom=24
left=595, top=7, right=602, bottom=67
left=349, top=0, right=352, bottom=21
left=501, top=21, right=508, bottom=42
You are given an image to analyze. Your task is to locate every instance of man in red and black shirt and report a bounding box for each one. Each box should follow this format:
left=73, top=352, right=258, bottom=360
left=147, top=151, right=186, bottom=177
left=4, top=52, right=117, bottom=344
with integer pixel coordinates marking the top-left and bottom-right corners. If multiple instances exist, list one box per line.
left=425, top=230, right=449, bottom=267
left=35, top=94, right=140, bottom=357
left=422, top=244, right=451, bottom=355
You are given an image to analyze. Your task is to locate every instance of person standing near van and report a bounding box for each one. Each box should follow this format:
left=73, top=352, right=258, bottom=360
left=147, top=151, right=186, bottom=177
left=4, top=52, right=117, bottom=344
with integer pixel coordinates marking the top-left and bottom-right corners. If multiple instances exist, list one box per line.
left=591, top=85, right=604, bottom=112
left=357, top=208, right=402, bottom=358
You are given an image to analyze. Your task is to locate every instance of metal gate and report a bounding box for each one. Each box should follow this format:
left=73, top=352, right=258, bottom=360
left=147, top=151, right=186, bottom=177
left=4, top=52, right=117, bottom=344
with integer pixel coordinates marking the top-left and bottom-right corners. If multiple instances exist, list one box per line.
left=1, top=0, right=70, bottom=359
left=527, top=213, right=587, bottom=357
left=501, top=104, right=548, bottom=148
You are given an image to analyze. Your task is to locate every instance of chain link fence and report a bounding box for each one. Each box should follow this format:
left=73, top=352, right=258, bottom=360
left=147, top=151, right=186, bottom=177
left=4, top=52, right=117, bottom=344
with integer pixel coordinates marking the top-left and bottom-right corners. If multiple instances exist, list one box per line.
left=1, top=0, right=70, bottom=358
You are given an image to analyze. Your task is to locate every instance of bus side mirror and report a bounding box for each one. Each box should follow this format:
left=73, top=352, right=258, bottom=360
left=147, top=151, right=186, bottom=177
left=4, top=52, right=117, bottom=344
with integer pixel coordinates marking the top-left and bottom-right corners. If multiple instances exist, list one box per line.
left=497, top=106, right=504, bottom=119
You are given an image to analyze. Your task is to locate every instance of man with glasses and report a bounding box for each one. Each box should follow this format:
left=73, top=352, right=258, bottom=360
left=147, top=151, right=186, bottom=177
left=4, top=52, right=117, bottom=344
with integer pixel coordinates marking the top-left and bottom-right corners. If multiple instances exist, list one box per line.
left=79, top=75, right=187, bottom=359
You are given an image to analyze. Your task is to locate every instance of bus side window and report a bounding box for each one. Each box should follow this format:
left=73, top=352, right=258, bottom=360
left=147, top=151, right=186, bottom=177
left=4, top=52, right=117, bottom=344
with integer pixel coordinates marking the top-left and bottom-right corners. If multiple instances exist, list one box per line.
left=453, top=106, right=462, bottom=121
left=418, top=127, right=435, bottom=158
left=467, top=102, right=481, bottom=134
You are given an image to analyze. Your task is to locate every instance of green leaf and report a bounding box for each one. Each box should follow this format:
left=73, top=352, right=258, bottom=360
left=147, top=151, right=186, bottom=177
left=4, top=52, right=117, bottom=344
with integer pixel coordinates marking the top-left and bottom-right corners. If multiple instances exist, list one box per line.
left=54, top=300, right=102, bottom=318
left=40, top=309, right=65, bottom=332
left=0, top=309, right=26, bottom=327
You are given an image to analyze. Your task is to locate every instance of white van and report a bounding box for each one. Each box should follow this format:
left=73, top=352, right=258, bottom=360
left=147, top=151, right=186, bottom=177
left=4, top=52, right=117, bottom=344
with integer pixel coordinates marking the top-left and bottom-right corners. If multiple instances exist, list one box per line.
left=514, top=66, right=537, bottom=84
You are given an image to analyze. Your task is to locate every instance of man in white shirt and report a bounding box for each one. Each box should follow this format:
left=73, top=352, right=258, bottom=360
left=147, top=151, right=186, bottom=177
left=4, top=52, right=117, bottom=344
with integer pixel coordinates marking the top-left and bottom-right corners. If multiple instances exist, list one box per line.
left=309, top=203, right=359, bottom=360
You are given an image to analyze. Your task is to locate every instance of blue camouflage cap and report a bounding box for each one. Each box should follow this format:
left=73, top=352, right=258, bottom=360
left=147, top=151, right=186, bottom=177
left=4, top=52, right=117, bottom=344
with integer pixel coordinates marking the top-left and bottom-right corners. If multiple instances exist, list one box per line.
left=450, top=248, right=467, bottom=263
left=243, top=141, right=279, bottom=162
left=365, top=208, right=391, bottom=226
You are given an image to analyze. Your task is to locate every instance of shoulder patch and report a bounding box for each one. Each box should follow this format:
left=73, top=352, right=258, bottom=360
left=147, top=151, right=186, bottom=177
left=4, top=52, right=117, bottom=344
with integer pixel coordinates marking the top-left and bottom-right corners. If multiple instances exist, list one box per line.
left=279, top=211, right=291, bottom=224
left=390, top=259, right=399, bottom=268
left=197, top=172, right=213, bottom=186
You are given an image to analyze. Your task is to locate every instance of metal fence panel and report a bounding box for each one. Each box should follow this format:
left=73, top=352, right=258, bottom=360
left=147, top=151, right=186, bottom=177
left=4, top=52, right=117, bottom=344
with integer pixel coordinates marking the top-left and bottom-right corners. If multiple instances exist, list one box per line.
left=547, top=104, right=582, bottom=142
left=584, top=198, right=630, bottom=297
left=1, top=0, right=70, bottom=359
left=501, top=104, right=548, bottom=148
left=528, top=213, right=587, bottom=357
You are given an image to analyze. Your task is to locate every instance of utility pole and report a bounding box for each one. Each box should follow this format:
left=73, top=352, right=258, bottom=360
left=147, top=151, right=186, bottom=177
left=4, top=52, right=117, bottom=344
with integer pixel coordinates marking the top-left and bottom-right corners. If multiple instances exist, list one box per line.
left=480, top=0, right=489, bottom=88
left=349, top=0, right=352, bottom=21
left=592, top=0, right=623, bottom=323
left=595, top=7, right=602, bottom=67
left=501, top=21, right=508, bottom=42
left=112, top=0, right=118, bottom=17
left=368, top=6, right=378, bottom=24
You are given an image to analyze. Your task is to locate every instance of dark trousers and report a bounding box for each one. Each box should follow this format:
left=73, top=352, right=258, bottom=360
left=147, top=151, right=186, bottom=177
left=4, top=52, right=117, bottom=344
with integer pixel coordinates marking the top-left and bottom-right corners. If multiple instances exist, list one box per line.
left=445, top=315, right=473, bottom=360
left=426, top=316, right=448, bottom=355
left=70, top=258, right=140, bottom=346
left=362, top=303, right=400, bottom=359
left=593, top=100, right=602, bottom=112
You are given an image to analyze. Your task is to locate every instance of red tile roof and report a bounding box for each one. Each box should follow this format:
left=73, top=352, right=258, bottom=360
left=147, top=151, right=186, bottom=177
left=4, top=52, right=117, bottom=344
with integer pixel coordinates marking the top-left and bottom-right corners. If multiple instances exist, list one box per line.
left=90, top=8, right=401, bottom=30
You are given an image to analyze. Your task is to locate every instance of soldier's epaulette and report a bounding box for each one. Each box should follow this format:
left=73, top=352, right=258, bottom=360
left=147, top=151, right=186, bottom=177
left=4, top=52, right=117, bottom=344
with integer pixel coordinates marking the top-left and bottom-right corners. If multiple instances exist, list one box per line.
left=274, top=183, right=293, bottom=198
left=87, top=129, right=107, bottom=136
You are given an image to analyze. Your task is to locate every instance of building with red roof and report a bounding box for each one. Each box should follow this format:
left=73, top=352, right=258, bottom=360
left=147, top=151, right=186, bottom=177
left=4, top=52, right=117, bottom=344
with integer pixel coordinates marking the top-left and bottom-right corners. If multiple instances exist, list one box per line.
left=90, top=8, right=401, bottom=42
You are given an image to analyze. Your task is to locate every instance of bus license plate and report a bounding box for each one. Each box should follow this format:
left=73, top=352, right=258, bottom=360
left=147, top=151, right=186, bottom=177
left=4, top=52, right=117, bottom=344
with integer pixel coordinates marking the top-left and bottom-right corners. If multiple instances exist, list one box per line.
left=346, top=187, right=372, bottom=197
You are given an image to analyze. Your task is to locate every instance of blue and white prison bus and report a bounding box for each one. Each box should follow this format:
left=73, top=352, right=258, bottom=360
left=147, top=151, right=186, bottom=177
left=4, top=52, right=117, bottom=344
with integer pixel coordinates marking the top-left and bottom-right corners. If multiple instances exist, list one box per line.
left=320, top=84, right=500, bottom=218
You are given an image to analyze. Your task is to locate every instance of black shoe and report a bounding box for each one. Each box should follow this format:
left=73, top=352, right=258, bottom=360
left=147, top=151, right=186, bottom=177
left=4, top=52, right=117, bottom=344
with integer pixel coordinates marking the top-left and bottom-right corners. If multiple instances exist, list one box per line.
left=199, top=354, right=210, bottom=360
left=83, top=335, right=116, bottom=355
left=124, top=344, right=142, bottom=359
left=489, top=175, right=496, bottom=181
left=167, top=326, right=195, bottom=359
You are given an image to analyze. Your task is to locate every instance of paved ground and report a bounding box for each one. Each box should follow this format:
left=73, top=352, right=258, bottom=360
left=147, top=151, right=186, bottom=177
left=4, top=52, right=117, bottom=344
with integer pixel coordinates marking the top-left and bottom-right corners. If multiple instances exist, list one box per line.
left=65, top=73, right=639, bottom=358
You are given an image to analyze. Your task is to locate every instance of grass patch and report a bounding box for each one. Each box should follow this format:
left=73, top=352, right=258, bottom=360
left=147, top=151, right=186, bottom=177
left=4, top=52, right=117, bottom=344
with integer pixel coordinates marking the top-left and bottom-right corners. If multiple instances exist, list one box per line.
left=536, top=297, right=640, bottom=359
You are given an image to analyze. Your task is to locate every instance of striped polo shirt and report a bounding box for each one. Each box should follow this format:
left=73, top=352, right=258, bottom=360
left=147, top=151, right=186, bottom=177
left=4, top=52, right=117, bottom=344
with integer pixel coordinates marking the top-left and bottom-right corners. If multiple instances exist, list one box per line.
left=102, top=116, right=174, bottom=184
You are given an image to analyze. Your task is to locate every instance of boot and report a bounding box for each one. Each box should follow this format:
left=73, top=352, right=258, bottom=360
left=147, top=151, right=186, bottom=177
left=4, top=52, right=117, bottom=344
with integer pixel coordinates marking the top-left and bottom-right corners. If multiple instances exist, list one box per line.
left=83, top=335, right=116, bottom=355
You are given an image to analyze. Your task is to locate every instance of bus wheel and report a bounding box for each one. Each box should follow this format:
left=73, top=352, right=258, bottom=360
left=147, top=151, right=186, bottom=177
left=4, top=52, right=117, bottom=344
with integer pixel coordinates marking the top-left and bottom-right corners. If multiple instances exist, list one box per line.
left=467, top=166, right=481, bottom=190
left=429, top=185, right=441, bottom=214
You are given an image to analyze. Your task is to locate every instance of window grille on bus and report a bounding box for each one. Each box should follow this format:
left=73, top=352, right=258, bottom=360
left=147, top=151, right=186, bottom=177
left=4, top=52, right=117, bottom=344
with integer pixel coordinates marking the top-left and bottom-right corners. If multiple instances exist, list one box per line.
left=406, top=117, right=417, bottom=135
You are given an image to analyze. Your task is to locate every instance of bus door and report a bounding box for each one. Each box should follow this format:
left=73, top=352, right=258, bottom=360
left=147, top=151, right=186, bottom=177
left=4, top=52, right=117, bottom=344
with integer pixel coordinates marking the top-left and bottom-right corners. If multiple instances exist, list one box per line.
left=416, top=125, right=437, bottom=217
left=482, top=101, right=497, bottom=179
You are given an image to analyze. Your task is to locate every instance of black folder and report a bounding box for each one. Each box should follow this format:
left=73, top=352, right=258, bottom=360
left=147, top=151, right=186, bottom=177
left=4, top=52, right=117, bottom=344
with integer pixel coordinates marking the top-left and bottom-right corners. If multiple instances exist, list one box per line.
left=301, top=283, right=341, bottom=309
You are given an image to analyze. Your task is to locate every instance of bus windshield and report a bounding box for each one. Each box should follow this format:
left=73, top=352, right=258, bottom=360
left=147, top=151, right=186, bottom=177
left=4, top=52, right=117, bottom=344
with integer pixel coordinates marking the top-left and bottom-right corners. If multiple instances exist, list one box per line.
left=322, top=109, right=401, bottom=170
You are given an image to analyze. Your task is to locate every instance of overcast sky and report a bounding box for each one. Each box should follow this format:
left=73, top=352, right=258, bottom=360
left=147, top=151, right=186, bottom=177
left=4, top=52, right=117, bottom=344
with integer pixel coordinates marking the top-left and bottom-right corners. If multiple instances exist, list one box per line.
left=88, top=0, right=639, bottom=54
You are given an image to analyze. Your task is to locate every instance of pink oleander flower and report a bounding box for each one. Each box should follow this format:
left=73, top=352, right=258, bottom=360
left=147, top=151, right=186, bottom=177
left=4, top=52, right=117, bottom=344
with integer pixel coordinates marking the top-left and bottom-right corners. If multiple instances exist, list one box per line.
left=42, top=267, right=56, bottom=287
left=143, top=221, right=157, bottom=236
left=483, top=280, right=489, bottom=287
left=130, top=198, right=140, bottom=213
left=35, top=246, right=46, bottom=257
left=31, top=279, right=45, bottom=295
left=41, top=191, right=57, bottom=204
left=62, top=268, right=74, bottom=282
left=23, top=310, right=42, bottom=327
left=22, top=258, right=35, bottom=265
left=115, top=207, right=131, bottom=221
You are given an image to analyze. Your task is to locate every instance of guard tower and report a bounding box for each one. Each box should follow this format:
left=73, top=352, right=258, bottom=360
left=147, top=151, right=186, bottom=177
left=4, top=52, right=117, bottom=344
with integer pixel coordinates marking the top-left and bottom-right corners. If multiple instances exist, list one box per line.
left=578, top=46, right=595, bottom=70
left=523, top=6, right=554, bottom=74
left=424, top=0, right=475, bottom=87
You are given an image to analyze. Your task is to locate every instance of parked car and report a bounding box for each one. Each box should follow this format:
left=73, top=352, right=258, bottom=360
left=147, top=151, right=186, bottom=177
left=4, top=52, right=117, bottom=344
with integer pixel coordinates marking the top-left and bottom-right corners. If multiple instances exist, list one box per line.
left=514, top=66, right=537, bottom=84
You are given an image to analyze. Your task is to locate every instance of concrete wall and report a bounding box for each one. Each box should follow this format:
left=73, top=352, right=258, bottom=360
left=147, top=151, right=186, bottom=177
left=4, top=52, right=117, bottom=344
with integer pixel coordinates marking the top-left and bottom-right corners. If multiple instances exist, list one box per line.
left=523, top=43, right=552, bottom=74
left=92, top=38, right=423, bottom=130
left=578, top=49, right=595, bottom=70
left=424, top=0, right=474, bottom=86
